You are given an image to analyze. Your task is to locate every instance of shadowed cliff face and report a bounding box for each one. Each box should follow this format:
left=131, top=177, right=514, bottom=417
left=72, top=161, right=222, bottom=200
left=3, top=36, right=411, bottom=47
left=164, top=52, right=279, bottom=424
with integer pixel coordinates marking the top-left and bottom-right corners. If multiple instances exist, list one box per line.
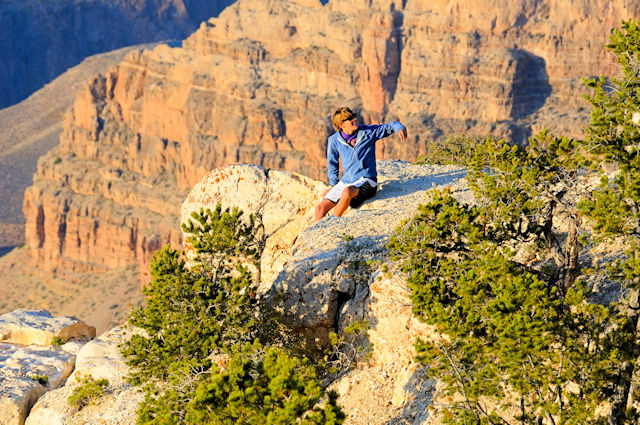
left=20, top=0, right=640, bottom=285
left=509, top=49, right=551, bottom=120
left=0, top=0, right=235, bottom=108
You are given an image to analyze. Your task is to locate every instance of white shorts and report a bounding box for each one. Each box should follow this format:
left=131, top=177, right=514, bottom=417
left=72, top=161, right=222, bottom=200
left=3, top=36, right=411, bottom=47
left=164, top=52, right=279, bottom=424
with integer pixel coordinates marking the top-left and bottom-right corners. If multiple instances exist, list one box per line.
left=324, top=177, right=378, bottom=203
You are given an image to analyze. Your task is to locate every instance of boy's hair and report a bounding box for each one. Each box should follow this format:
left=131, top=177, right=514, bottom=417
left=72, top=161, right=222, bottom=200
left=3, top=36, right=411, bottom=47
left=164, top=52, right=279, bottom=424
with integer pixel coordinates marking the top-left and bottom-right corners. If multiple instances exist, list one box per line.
left=331, top=107, right=356, bottom=131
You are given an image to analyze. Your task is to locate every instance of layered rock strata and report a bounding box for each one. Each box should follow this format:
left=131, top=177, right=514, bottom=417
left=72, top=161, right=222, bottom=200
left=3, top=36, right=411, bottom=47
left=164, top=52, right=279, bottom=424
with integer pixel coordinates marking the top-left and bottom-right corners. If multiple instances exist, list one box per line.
left=0, top=44, right=160, bottom=251
left=23, top=0, right=639, bottom=285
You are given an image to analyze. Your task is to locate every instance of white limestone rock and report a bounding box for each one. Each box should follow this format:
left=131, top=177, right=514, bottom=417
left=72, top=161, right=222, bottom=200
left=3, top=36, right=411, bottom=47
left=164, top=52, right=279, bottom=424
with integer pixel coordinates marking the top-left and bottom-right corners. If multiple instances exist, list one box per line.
left=181, top=163, right=329, bottom=287
left=24, top=383, right=142, bottom=425
left=0, top=309, right=96, bottom=346
left=267, top=160, right=470, bottom=346
left=25, top=325, right=143, bottom=425
left=0, top=343, right=76, bottom=425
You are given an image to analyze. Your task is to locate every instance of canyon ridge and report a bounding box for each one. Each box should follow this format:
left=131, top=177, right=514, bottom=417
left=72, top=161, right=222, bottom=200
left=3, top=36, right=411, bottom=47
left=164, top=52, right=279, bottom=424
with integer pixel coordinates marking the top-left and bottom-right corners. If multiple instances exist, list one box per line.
left=3, top=0, right=640, bottom=332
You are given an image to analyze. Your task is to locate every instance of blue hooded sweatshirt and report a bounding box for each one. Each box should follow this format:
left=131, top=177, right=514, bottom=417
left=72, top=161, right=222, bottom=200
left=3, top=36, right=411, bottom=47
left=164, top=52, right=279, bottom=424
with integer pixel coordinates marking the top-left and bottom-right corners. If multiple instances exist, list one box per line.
left=327, top=121, right=406, bottom=186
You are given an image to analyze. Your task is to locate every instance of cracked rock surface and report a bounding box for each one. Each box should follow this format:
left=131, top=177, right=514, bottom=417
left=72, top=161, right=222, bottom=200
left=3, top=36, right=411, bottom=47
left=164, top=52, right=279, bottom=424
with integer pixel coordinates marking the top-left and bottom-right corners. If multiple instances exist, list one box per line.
left=181, top=160, right=471, bottom=349
left=0, top=309, right=94, bottom=425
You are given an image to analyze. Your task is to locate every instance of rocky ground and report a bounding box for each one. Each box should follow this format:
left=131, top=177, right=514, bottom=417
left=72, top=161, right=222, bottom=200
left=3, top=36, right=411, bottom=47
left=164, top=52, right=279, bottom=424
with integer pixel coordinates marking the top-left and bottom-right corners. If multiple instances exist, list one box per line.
left=2, top=160, right=467, bottom=424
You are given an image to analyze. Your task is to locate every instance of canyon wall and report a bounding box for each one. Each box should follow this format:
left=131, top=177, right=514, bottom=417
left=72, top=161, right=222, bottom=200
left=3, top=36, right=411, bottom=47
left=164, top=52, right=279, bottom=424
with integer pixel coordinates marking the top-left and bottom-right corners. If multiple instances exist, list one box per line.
left=0, top=44, right=162, bottom=252
left=22, top=0, right=640, bottom=282
left=0, top=0, right=235, bottom=108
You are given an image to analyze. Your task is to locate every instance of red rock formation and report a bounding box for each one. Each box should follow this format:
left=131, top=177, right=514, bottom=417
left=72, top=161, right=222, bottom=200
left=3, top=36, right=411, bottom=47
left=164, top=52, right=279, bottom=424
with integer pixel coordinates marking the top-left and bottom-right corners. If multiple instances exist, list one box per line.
left=22, top=0, right=640, bottom=283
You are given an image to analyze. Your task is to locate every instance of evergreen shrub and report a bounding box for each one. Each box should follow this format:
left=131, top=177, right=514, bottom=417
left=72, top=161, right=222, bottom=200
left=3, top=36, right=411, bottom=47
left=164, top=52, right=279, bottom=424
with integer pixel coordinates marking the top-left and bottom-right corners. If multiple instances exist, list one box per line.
left=389, top=26, right=640, bottom=419
left=121, top=204, right=344, bottom=424
left=414, top=135, right=489, bottom=166
left=68, top=375, right=109, bottom=409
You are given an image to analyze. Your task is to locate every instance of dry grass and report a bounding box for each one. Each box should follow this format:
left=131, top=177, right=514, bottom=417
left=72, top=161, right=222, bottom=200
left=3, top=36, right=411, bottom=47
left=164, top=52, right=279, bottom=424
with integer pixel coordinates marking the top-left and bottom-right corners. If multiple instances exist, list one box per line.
left=0, top=246, right=144, bottom=335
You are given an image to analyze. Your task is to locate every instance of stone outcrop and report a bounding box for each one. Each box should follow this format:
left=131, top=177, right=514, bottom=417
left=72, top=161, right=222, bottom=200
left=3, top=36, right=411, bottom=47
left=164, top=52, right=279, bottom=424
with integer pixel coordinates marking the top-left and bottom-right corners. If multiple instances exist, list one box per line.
left=25, top=326, right=143, bottom=425
left=181, top=160, right=470, bottom=351
left=0, top=309, right=95, bottom=425
left=270, top=161, right=469, bottom=347
left=0, top=309, right=95, bottom=346
left=21, top=0, right=640, bottom=299
left=177, top=160, right=468, bottom=423
left=0, top=0, right=234, bottom=109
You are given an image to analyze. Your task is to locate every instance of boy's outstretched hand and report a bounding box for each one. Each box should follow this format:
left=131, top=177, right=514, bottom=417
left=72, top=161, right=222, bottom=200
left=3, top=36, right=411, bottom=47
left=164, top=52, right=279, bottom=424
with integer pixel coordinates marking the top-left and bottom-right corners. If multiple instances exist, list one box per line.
left=398, top=128, right=408, bottom=141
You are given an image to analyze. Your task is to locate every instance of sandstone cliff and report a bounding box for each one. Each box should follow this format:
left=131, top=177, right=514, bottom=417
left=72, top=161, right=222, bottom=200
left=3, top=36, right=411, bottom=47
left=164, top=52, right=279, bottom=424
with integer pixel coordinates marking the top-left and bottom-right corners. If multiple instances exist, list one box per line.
left=20, top=0, right=640, bottom=306
left=14, top=160, right=468, bottom=425
left=0, top=44, right=161, bottom=252
left=0, top=0, right=235, bottom=109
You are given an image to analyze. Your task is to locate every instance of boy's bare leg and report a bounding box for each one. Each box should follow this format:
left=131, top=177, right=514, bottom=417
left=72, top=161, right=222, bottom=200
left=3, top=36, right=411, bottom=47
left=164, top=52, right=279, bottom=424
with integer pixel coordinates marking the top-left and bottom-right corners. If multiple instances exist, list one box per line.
left=315, top=198, right=337, bottom=221
left=333, top=186, right=359, bottom=217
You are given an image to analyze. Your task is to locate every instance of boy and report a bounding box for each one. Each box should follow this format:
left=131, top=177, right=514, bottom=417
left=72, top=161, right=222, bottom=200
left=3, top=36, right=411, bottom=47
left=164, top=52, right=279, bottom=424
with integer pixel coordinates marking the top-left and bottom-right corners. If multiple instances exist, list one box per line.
left=315, top=107, right=408, bottom=221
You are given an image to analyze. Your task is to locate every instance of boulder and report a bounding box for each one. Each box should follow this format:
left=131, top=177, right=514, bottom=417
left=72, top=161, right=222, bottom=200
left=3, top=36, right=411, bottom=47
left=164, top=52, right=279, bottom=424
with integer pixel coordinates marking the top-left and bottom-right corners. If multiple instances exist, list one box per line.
left=181, top=163, right=329, bottom=288
left=25, top=325, right=143, bottom=425
left=0, top=309, right=98, bottom=424
left=0, top=309, right=96, bottom=346
left=0, top=332, right=85, bottom=425
left=267, top=160, right=471, bottom=347
left=0, top=343, right=77, bottom=425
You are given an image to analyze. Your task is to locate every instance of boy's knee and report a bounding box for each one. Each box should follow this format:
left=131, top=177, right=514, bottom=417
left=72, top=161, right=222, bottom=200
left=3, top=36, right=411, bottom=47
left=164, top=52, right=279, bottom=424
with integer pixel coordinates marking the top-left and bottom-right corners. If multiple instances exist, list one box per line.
left=341, top=186, right=358, bottom=198
left=315, top=199, right=334, bottom=214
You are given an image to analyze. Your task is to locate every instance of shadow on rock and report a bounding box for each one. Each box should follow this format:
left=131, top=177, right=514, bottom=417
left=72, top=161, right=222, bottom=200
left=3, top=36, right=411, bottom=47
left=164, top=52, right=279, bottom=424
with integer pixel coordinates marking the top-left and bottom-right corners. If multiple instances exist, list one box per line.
left=385, top=365, right=435, bottom=425
left=373, top=169, right=468, bottom=202
left=0, top=245, right=15, bottom=257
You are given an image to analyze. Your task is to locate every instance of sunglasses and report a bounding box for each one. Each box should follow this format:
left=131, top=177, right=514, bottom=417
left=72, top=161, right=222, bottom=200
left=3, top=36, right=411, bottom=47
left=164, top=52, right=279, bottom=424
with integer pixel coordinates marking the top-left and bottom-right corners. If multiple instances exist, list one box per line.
left=342, top=114, right=357, bottom=123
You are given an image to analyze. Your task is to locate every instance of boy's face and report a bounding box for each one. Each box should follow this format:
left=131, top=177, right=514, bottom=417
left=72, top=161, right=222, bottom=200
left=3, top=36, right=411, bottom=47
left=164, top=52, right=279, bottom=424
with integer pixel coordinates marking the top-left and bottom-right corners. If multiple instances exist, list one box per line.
left=339, top=115, right=359, bottom=135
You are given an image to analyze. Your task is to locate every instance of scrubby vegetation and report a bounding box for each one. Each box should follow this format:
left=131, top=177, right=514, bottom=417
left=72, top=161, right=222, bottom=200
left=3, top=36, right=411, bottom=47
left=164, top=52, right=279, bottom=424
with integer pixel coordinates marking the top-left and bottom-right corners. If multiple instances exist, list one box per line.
left=415, top=134, right=488, bottom=166
left=325, top=320, right=372, bottom=379
left=50, top=335, right=65, bottom=346
left=389, top=20, right=640, bottom=424
left=68, top=375, right=109, bottom=409
left=185, top=342, right=343, bottom=425
left=122, top=205, right=344, bottom=424
left=31, top=374, right=48, bottom=386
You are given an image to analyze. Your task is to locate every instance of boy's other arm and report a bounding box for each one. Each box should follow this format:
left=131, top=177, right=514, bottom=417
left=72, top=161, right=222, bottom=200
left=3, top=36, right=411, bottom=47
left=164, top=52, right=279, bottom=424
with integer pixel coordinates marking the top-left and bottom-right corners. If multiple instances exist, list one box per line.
left=369, top=121, right=408, bottom=141
left=327, top=138, right=340, bottom=186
